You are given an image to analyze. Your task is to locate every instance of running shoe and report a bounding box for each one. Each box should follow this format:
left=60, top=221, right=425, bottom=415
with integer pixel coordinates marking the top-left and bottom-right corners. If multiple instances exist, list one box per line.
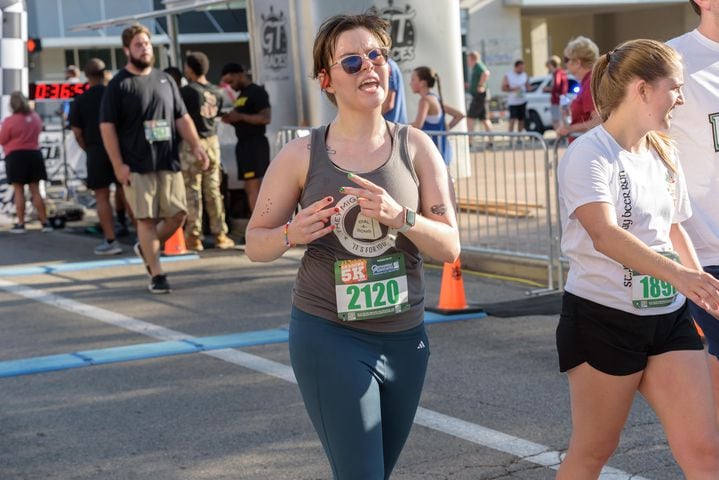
left=94, top=239, right=123, bottom=256
left=133, top=242, right=152, bottom=277
left=41, top=222, right=54, bottom=233
left=9, top=223, right=25, bottom=234
left=148, top=274, right=171, bottom=294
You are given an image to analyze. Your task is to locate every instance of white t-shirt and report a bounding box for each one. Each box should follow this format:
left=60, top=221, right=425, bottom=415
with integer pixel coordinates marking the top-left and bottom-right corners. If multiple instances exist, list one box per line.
left=558, top=125, right=691, bottom=315
left=505, top=70, right=528, bottom=106
left=667, top=30, right=719, bottom=266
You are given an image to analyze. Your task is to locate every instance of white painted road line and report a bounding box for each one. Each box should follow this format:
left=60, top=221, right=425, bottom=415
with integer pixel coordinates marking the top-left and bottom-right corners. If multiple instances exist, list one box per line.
left=0, top=278, right=651, bottom=479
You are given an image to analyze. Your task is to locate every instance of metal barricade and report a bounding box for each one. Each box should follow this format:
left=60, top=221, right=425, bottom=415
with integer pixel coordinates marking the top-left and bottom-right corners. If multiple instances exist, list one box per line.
left=440, top=131, right=558, bottom=292
left=275, top=127, right=563, bottom=292
left=550, top=134, right=582, bottom=293
left=274, top=126, right=312, bottom=154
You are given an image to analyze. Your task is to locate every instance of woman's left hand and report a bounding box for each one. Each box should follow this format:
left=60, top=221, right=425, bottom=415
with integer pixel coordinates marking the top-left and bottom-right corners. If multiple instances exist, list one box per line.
left=340, top=173, right=404, bottom=229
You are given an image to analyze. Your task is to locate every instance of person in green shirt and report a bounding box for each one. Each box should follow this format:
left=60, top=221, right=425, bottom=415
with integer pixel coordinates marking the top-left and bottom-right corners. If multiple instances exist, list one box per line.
left=465, top=51, right=492, bottom=136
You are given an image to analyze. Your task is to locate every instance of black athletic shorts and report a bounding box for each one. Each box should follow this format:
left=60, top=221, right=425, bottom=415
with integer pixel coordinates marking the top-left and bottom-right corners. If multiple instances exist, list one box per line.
left=4, top=149, right=47, bottom=185
left=508, top=103, right=527, bottom=121
left=235, top=135, right=270, bottom=180
left=467, top=92, right=487, bottom=120
left=85, top=145, right=118, bottom=190
left=556, top=291, right=704, bottom=376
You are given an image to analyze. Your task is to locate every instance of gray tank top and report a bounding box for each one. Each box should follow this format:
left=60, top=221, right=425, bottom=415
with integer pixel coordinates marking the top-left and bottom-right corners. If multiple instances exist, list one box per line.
left=293, top=123, right=425, bottom=332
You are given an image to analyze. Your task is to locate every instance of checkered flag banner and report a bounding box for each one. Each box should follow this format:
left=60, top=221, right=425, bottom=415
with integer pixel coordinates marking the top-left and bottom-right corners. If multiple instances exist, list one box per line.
left=0, top=0, right=28, bottom=121
left=0, top=0, right=27, bottom=225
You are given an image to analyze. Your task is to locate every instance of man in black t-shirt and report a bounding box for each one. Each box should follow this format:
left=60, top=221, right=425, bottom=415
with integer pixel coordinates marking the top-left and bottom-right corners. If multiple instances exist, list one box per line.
left=180, top=51, right=234, bottom=251
left=100, top=24, right=209, bottom=294
left=220, top=62, right=271, bottom=212
left=70, top=58, right=131, bottom=256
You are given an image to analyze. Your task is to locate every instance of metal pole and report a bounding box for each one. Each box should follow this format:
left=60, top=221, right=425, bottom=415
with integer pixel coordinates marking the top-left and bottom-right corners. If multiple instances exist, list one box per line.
left=165, top=13, right=181, bottom=67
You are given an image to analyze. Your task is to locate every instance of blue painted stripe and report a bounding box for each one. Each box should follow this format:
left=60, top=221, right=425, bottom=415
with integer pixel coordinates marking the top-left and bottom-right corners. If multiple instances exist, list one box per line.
left=0, top=311, right=485, bottom=378
left=77, top=340, right=202, bottom=365
left=424, top=310, right=487, bottom=324
left=0, top=353, right=90, bottom=377
left=0, top=254, right=200, bottom=277
left=193, top=329, right=289, bottom=349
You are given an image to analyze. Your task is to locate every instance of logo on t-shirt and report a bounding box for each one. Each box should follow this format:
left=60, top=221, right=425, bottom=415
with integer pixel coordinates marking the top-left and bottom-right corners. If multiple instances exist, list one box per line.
left=332, top=194, right=398, bottom=257
left=708, top=112, right=719, bottom=152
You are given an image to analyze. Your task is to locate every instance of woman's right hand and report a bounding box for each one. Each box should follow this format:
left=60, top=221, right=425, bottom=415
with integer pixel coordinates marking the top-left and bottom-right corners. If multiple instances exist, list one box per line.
left=672, top=266, right=719, bottom=313
left=286, top=196, right=338, bottom=246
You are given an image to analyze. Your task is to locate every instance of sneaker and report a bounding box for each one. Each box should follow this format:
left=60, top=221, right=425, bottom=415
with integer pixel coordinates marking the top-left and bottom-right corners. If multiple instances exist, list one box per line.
left=148, top=274, right=172, bottom=294
left=214, top=233, right=236, bottom=249
left=185, top=234, right=204, bottom=252
left=9, top=223, right=25, bottom=234
left=41, top=222, right=54, bottom=233
left=94, top=239, right=123, bottom=256
left=133, top=242, right=152, bottom=277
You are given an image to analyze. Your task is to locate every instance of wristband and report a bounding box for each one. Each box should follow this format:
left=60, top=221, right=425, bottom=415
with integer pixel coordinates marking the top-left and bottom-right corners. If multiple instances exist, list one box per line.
left=283, top=221, right=295, bottom=248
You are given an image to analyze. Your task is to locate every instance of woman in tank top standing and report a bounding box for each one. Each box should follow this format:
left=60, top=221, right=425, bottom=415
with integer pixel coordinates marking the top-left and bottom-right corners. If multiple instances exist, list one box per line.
left=556, top=39, right=719, bottom=478
left=245, top=11, right=459, bottom=480
left=409, top=66, right=464, bottom=166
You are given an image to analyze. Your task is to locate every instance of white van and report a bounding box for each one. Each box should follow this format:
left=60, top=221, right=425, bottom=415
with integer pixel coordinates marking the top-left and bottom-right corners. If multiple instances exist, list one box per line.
left=524, top=74, right=580, bottom=133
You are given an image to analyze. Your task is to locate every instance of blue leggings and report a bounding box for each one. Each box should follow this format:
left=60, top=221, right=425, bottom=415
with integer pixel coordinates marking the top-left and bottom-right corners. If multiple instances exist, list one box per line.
left=689, top=265, right=719, bottom=358
left=289, top=306, right=429, bottom=480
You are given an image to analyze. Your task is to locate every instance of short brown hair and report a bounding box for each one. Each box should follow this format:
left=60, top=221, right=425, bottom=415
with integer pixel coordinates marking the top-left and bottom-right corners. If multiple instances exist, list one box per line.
left=186, top=51, right=209, bottom=76
left=122, top=23, right=151, bottom=49
left=312, top=11, right=391, bottom=106
left=689, top=0, right=701, bottom=15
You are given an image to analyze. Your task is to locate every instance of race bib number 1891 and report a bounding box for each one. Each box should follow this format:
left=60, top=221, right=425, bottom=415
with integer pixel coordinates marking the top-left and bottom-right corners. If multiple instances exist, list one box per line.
left=334, top=253, right=410, bottom=321
left=631, top=251, right=680, bottom=309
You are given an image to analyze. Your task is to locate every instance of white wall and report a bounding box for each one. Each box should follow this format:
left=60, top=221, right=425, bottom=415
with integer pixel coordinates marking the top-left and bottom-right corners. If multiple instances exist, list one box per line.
left=465, top=0, right=522, bottom=101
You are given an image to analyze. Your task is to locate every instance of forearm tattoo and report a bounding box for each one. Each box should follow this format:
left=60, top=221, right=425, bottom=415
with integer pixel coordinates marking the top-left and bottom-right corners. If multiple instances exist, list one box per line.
left=431, top=204, right=447, bottom=216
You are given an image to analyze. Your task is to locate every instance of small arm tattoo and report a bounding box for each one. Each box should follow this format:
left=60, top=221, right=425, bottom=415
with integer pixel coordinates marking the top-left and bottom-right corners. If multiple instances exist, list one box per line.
left=431, top=204, right=447, bottom=216
left=259, top=199, right=272, bottom=217
left=306, top=143, right=336, bottom=155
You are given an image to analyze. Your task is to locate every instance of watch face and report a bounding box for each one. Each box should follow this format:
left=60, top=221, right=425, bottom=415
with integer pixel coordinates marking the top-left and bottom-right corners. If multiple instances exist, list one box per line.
left=406, top=208, right=416, bottom=227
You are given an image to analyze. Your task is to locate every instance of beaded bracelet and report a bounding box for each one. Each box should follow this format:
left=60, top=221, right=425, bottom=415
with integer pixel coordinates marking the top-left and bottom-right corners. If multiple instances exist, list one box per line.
left=283, top=221, right=295, bottom=248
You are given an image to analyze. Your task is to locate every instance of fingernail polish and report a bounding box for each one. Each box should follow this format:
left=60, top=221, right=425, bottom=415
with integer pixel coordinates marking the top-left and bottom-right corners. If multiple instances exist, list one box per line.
left=339, top=187, right=345, bottom=193
left=347, top=172, right=354, bottom=179
left=334, top=207, right=340, bottom=213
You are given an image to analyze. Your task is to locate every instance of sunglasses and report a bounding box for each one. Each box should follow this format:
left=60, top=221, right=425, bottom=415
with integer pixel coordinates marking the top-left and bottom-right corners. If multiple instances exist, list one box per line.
left=329, top=48, right=389, bottom=75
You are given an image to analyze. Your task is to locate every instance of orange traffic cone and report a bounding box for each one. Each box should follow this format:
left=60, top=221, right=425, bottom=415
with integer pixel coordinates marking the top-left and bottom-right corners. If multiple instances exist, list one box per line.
left=163, top=227, right=188, bottom=255
left=426, top=258, right=485, bottom=315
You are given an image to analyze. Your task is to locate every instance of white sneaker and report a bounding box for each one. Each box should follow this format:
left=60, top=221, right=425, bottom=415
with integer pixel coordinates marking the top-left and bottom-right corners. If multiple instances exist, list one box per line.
left=94, top=239, right=123, bottom=256
left=41, top=222, right=54, bottom=233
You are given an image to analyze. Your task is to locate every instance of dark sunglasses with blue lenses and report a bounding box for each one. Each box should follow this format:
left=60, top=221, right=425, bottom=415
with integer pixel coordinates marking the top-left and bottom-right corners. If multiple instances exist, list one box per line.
left=330, top=48, right=389, bottom=75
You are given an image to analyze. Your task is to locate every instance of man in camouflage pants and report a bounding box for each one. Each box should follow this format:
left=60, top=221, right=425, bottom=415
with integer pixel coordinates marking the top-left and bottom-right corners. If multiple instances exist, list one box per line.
left=180, top=51, right=234, bottom=250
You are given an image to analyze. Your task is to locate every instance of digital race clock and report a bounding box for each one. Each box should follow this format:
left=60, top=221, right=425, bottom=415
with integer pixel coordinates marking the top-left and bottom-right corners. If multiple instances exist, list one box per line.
left=29, top=82, right=89, bottom=101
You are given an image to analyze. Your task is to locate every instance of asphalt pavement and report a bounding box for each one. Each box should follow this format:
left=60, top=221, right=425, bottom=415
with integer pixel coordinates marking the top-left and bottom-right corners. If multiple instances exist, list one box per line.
left=0, top=223, right=681, bottom=479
